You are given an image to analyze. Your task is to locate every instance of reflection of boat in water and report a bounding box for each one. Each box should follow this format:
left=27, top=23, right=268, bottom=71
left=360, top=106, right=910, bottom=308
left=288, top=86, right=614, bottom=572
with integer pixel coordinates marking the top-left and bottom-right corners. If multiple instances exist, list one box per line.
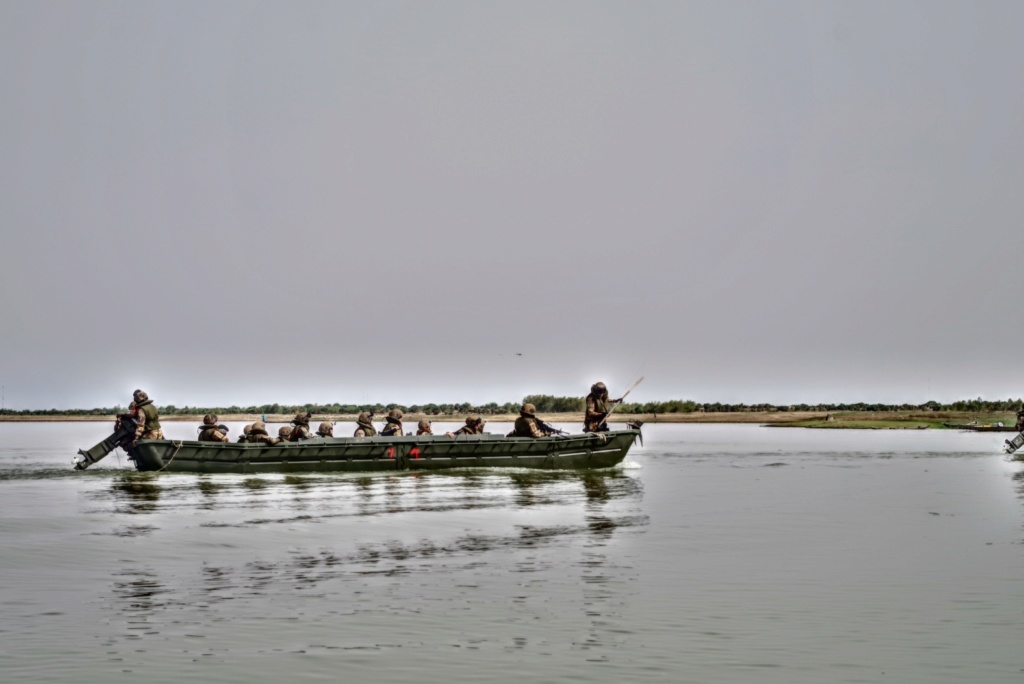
left=77, top=422, right=641, bottom=474
left=943, top=422, right=1017, bottom=433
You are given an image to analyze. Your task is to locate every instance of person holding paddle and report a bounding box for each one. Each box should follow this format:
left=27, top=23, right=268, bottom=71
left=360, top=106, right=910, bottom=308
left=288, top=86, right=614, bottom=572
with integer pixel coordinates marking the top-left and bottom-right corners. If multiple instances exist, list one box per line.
left=584, top=382, right=623, bottom=432
left=584, top=377, right=644, bottom=432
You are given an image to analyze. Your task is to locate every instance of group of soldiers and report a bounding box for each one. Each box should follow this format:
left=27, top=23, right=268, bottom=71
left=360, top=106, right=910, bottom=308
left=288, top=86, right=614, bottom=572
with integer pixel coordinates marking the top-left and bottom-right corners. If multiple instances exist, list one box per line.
left=122, top=382, right=624, bottom=445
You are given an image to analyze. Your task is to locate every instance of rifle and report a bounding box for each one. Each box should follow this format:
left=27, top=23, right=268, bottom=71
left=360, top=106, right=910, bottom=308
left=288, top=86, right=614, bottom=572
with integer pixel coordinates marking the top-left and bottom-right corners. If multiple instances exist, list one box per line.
left=536, top=417, right=569, bottom=436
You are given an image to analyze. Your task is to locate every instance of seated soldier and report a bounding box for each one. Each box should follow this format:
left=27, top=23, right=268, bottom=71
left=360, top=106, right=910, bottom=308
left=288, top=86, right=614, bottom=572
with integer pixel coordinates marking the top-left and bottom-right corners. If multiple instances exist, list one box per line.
left=513, top=403, right=553, bottom=438
left=198, top=414, right=230, bottom=442
left=416, top=419, right=433, bottom=435
left=316, top=421, right=335, bottom=438
left=289, top=413, right=312, bottom=441
left=381, top=409, right=404, bottom=437
left=272, top=426, right=293, bottom=445
left=237, top=423, right=254, bottom=443
left=448, top=415, right=485, bottom=438
left=354, top=412, right=377, bottom=437
left=247, top=420, right=274, bottom=444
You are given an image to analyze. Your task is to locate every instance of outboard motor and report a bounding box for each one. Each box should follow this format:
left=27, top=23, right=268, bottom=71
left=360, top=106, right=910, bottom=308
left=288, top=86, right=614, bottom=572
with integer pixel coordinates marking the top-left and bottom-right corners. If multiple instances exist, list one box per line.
left=1005, top=432, right=1024, bottom=457
left=76, top=414, right=138, bottom=470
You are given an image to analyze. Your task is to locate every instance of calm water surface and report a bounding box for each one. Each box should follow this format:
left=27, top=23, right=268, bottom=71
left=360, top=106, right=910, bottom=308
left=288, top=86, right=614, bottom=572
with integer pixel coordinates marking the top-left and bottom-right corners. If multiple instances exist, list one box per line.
left=2, top=421, right=1023, bottom=683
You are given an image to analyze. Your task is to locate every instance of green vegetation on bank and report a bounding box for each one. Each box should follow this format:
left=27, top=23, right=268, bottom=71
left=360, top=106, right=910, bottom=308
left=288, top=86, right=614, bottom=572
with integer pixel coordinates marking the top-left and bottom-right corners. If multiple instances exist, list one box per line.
left=1, top=396, right=1021, bottom=417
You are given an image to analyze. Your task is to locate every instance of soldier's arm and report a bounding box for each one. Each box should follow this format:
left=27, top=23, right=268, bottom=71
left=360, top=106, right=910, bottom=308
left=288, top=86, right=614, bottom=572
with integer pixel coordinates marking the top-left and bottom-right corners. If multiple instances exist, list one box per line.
left=133, top=411, right=147, bottom=441
left=529, top=420, right=546, bottom=438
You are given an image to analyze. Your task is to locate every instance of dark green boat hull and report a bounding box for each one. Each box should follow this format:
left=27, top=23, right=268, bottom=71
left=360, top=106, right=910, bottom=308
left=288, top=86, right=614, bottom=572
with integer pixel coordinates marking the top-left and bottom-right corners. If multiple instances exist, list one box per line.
left=128, top=430, right=640, bottom=474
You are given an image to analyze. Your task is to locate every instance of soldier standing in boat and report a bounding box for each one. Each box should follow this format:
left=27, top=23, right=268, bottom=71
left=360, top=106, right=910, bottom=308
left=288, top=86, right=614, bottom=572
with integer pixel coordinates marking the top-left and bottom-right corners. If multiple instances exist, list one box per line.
left=131, top=390, right=164, bottom=444
left=584, top=382, right=622, bottom=433
left=316, top=421, right=335, bottom=438
left=198, top=414, right=230, bottom=442
left=1016, top=405, right=1024, bottom=432
left=354, top=411, right=377, bottom=437
left=416, top=419, right=433, bottom=435
left=514, top=403, right=553, bottom=438
left=381, top=409, right=404, bottom=436
left=289, top=413, right=313, bottom=441
left=448, top=415, right=485, bottom=437
left=273, top=426, right=293, bottom=444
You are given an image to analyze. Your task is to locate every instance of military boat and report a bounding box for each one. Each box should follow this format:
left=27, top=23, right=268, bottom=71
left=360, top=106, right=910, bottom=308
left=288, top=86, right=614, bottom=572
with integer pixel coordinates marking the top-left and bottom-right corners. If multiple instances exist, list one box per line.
left=76, top=417, right=642, bottom=474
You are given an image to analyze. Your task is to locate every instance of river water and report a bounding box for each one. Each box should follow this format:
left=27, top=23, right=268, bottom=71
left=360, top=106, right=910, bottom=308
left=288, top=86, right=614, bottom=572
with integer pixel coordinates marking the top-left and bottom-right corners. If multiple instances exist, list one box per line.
left=1, top=421, right=1022, bottom=683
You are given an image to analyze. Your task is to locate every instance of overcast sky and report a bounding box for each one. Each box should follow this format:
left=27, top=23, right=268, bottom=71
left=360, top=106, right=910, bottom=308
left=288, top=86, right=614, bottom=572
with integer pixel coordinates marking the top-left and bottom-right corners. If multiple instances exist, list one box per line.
left=2, top=1, right=1023, bottom=410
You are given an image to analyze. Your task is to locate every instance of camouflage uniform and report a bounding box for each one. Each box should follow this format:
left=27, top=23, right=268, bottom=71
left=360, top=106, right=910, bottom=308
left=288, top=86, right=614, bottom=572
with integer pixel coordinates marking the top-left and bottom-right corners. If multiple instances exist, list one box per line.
left=354, top=412, right=377, bottom=437
left=452, top=416, right=485, bottom=436
left=381, top=409, right=404, bottom=437
left=247, top=421, right=274, bottom=444
left=514, top=403, right=552, bottom=438
left=290, top=414, right=312, bottom=441
left=416, top=419, right=433, bottom=435
left=198, top=414, right=230, bottom=443
left=271, top=426, right=294, bottom=445
left=115, top=402, right=138, bottom=433
left=584, top=382, right=620, bottom=433
left=132, top=390, right=164, bottom=442
left=237, top=423, right=254, bottom=443
left=1016, top=408, right=1024, bottom=433
left=316, top=421, right=335, bottom=438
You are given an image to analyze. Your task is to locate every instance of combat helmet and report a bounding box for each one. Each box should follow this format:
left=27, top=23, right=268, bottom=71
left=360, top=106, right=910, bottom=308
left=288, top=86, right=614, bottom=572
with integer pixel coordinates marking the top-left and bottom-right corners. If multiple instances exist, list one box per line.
left=203, top=413, right=218, bottom=426
left=133, top=389, right=149, bottom=403
left=356, top=412, right=374, bottom=428
left=591, top=382, right=607, bottom=395
left=520, top=403, right=536, bottom=418
left=386, top=408, right=404, bottom=423
left=317, top=421, right=334, bottom=437
left=292, top=413, right=310, bottom=426
left=417, top=419, right=432, bottom=431
left=278, top=426, right=294, bottom=438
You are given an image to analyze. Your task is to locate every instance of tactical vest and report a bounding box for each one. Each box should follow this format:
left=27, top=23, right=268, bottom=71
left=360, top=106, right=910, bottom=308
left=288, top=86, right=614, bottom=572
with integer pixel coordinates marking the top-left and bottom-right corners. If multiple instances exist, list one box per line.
left=139, top=403, right=161, bottom=431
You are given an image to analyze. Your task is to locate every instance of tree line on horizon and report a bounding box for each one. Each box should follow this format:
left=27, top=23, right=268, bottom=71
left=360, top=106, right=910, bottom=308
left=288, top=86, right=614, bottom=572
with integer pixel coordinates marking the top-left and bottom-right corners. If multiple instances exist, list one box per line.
left=2, top=395, right=1022, bottom=417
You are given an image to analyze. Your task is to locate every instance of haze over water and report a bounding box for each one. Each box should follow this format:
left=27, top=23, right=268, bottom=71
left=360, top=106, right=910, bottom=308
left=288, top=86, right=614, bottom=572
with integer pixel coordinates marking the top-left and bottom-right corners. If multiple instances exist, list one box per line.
left=2, top=422, right=1022, bottom=683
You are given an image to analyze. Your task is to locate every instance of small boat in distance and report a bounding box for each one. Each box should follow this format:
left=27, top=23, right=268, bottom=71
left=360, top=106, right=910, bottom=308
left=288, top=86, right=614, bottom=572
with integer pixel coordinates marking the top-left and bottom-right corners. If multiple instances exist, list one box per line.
left=943, top=422, right=1017, bottom=433
left=76, top=418, right=642, bottom=474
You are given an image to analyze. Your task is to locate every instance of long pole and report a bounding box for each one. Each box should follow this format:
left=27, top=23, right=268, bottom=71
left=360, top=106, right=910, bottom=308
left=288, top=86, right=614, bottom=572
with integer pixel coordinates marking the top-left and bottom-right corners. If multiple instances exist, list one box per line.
left=599, top=376, right=644, bottom=428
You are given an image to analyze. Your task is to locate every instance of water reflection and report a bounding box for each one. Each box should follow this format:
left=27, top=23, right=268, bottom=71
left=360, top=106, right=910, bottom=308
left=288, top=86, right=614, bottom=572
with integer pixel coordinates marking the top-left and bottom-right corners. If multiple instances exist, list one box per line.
left=110, top=474, right=161, bottom=514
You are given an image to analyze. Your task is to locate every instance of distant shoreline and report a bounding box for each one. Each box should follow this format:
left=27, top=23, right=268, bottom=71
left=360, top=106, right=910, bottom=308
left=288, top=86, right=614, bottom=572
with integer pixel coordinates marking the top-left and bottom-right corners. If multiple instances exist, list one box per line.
left=0, top=410, right=1016, bottom=430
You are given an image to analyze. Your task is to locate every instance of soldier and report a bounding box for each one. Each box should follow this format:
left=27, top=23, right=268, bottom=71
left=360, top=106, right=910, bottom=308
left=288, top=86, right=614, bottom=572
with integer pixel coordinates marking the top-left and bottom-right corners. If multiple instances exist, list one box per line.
left=1016, top=405, right=1024, bottom=433
left=247, top=420, right=274, bottom=444
left=115, top=401, right=138, bottom=433
left=448, top=415, right=485, bottom=438
left=514, top=403, right=553, bottom=438
left=584, top=382, right=623, bottom=433
left=198, top=414, right=230, bottom=442
left=381, top=409, right=404, bottom=436
left=131, top=389, right=164, bottom=444
left=416, top=419, right=433, bottom=435
left=354, top=412, right=377, bottom=437
left=272, top=425, right=294, bottom=445
left=290, top=413, right=313, bottom=441
left=237, top=423, right=254, bottom=443
left=316, top=421, right=335, bottom=438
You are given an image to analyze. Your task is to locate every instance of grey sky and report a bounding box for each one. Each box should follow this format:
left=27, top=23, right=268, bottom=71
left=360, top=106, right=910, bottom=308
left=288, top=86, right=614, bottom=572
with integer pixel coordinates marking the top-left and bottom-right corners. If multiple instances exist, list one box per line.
left=2, top=1, right=1022, bottom=410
